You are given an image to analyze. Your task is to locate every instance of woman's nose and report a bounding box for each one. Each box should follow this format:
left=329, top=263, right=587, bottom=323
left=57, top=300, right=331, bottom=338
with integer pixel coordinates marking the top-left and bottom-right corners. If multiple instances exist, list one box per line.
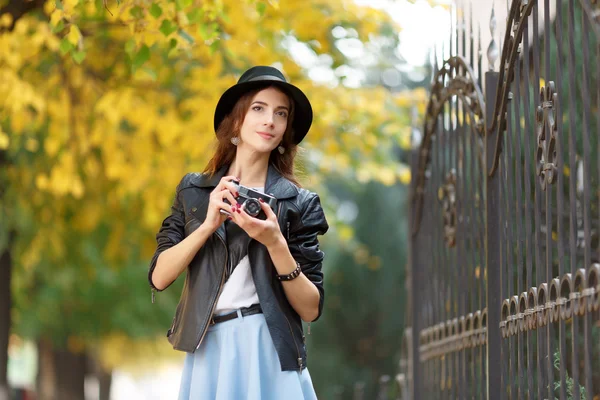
left=263, top=114, right=274, bottom=126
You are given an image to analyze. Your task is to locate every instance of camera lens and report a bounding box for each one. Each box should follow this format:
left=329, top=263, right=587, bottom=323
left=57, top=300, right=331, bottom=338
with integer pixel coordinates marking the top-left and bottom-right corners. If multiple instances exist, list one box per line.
left=244, top=199, right=261, bottom=217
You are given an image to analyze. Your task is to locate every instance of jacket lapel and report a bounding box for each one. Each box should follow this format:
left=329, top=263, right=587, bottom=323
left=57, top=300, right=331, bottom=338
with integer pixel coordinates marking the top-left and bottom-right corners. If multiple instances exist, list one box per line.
left=190, top=165, right=229, bottom=189
left=264, top=164, right=299, bottom=200
left=193, top=164, right=299, bottom=199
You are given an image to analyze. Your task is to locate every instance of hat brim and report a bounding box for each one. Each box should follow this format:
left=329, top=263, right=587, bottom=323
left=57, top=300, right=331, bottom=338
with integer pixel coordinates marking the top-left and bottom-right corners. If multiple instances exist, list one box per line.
left=214, top=80, right=313, bottom=145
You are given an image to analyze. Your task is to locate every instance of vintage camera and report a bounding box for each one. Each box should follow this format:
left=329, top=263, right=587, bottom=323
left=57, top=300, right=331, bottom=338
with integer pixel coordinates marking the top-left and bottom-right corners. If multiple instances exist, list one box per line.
left=222, top=181, right=277, bottom=220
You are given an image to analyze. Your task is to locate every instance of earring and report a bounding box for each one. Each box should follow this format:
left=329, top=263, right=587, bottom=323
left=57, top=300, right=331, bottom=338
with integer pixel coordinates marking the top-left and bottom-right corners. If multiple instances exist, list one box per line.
left=231, top=137, right=240, bottom=146
left=277, top=145, right=285, bottom=155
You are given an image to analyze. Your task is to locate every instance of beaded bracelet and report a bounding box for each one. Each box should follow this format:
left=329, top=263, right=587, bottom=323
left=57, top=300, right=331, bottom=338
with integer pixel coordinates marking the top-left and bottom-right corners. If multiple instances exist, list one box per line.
left=277, top=262, right=302, bottom=281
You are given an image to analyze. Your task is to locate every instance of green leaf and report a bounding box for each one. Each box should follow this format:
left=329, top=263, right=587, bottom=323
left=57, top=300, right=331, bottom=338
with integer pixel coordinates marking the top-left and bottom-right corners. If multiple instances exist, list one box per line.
left=208, top=41, right=220, bottom=55
left=175, top=0, right=192, bottom=10
left=55, top=0, right=64, bottom=10
left=129, top=5, right=143, bottom=18
left=186, top=8, right=202, bottom=23
left=210, top=22, right=219, bottom=33
left=149, top=3, right=162, bottom=18
left=132, top=44, right=150, bottom=72
left=159, top=20, right=177, bottom=37
left=72, top=50, right=86, bottom=64
left=177, top=29, right=194, bottom=44
left=199, top=23, right=219, bottom=40
left=124, top=38, right=136, bottom=56
left=141, top=67, right=157, bottom=81
left=169, top=38, right=178, bottom=49
left=51, top=20, right=65, bottom=34
left=198, top=24, right=209, bottom=40
left=59, top=38, right=74, bottom=55
left=256, top=2, right=266, bottom=16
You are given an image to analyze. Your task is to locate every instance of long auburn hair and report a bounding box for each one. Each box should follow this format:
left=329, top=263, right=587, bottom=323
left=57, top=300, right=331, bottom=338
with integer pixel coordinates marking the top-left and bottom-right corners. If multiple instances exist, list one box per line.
left=204, top=84, right=301, bottom=187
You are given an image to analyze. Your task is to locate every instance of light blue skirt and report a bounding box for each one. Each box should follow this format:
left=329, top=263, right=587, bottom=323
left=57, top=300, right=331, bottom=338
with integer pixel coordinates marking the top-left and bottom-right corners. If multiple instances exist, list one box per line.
left=178, top=311, right=317, bottom=400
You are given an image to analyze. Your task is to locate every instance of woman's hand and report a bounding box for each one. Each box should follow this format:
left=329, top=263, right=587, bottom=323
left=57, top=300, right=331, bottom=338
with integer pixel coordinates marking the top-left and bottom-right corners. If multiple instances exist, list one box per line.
left=229, top=198, right=284, bottom=249
left=203, top=176, right=239, bottom=233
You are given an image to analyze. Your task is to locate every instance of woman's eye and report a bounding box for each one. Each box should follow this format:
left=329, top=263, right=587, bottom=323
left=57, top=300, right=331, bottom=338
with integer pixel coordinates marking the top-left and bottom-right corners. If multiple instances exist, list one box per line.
left=276, top=111, right=288, bottom=118
left=252, top=106, right=263, bottom=111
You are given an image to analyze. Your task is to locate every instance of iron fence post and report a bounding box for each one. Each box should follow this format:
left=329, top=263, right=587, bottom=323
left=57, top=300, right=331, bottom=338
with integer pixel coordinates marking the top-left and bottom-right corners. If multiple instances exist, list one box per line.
left=409, top=146, right=422, bottom=399
left=485, top=70, right=501, bottom=400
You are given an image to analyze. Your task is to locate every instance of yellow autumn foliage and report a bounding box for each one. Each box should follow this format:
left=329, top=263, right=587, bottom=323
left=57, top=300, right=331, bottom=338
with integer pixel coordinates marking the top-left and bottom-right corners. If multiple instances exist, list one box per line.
left=1, top=0, right=426, bottom=370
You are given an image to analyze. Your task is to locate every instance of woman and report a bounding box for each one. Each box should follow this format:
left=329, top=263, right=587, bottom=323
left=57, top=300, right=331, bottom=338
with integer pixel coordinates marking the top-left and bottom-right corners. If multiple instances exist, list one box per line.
left=148, top=66, right=329, bottom=400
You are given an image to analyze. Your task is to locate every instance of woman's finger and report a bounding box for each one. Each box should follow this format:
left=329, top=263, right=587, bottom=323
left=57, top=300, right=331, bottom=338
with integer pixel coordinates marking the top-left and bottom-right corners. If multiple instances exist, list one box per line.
left=228, top=205, right=245, bottom=225
left=258, top=198, right=277, bottom=220
left=211, top=188, right=233, bottom=203
left=214, top=200, right=235, bottom=214
left=223, top=191, right=237, bottom=207
left=234, top=204, right=255, bottom=225
left=222, top=181, right=240, bottom=197
left=215, top=175, right=239, bottom=191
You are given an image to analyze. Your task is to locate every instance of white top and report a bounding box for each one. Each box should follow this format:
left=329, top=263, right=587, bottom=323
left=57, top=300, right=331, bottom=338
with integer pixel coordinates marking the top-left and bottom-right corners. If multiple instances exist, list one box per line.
left=214, top=187, right=263, bottom=315
left=214, top=255, right=259, bottom=314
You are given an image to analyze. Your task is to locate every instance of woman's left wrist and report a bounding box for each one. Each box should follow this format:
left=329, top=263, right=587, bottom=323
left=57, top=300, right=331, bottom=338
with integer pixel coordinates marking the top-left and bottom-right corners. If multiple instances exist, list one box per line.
left=266, top=233, right=287, bottom=253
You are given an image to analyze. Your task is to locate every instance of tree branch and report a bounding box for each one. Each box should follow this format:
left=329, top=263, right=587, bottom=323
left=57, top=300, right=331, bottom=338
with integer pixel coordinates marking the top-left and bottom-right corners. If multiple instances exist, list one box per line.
left=0, top=0, right=46, bottom=33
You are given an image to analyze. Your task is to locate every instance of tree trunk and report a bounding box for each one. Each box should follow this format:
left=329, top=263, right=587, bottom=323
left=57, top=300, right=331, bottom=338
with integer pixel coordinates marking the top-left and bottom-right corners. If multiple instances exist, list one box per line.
left=0, top=106, right=12, bottom=400
left=37, top=340, right=87, bottom=400
left=88, top=353, right=112, bottom=400
left=54, top=347, right=86, bottom=400
left=98, top=368, right=112, bottom=400
left=0, top=1, right=45, bottom=396
left=0, top=244, right=12, bottom=400
left=37, top=339, right=56, bottom=400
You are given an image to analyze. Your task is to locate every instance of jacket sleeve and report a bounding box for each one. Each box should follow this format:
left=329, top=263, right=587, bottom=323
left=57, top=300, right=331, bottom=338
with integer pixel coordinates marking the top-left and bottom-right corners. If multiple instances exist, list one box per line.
left=148, top=175, right=187, bottom=292
left=287, top=193, right=329, bottom=321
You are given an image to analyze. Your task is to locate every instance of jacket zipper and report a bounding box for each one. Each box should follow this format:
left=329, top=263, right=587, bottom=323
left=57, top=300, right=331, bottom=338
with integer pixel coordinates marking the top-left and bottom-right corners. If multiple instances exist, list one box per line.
left=168, top=318, right=176, bottom=336
left=276, top=202, right=303, bottom=372
left=283, top=313, right=303, bottom=372
left=168, top=305, right=181, bottom=336
left=277, top=202, right=283, bottom=226
left=195, top=233, right=228, bottom=350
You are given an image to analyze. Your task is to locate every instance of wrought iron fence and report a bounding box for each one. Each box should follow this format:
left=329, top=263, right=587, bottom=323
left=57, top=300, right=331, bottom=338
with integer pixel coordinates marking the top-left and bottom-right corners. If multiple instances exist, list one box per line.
left=402, top=0, right=600, bottom=398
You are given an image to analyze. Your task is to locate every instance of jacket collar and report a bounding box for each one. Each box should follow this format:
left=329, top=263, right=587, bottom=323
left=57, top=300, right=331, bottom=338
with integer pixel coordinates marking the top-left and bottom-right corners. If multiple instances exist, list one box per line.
left=192, top=164, right=299, bottom=200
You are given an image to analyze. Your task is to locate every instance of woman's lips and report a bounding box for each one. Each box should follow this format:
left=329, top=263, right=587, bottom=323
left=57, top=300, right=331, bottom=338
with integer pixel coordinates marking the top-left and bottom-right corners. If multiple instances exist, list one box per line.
left=257, top=131, right=274, bottom=140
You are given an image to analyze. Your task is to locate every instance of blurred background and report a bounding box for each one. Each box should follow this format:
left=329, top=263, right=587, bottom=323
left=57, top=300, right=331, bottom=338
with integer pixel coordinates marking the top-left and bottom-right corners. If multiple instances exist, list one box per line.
left=0, top=0, right=451, bottom=399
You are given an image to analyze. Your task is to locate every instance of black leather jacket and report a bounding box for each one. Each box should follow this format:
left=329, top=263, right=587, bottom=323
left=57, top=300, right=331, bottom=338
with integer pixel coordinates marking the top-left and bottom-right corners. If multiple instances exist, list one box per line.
left=148, top=164, right=329, bottom=371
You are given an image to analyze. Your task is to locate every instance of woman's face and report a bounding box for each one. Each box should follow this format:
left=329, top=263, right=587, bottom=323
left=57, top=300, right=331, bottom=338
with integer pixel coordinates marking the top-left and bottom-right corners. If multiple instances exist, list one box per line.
left=238, top=87, right=290, bottom=154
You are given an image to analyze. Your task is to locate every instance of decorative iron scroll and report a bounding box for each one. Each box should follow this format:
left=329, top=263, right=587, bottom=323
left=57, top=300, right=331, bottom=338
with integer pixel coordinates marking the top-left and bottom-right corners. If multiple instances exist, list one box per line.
left=535, top=82, right=558, bottom=190
left=411, top=56, right=485, bottom=236
left=419, top=308, right=488, bottom=361
left=439, top=170, right=457, bottom=248
left=486, top=0, right=600, bottom=177
left=499, top=264, right=600, bottom=338
left=486, top=0, right=535, bottom=176
left=584, top=0, right=600, bottom=38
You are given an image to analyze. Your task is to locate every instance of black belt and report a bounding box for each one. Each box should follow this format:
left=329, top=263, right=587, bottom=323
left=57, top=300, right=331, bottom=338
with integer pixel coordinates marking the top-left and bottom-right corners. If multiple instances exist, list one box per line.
left=210, top=304, right=262, bottom=325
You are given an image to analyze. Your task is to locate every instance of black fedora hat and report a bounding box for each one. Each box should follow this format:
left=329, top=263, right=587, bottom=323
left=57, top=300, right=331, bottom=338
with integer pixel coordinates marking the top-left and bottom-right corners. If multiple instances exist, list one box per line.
left=213, top=66, right=313, bottom=145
